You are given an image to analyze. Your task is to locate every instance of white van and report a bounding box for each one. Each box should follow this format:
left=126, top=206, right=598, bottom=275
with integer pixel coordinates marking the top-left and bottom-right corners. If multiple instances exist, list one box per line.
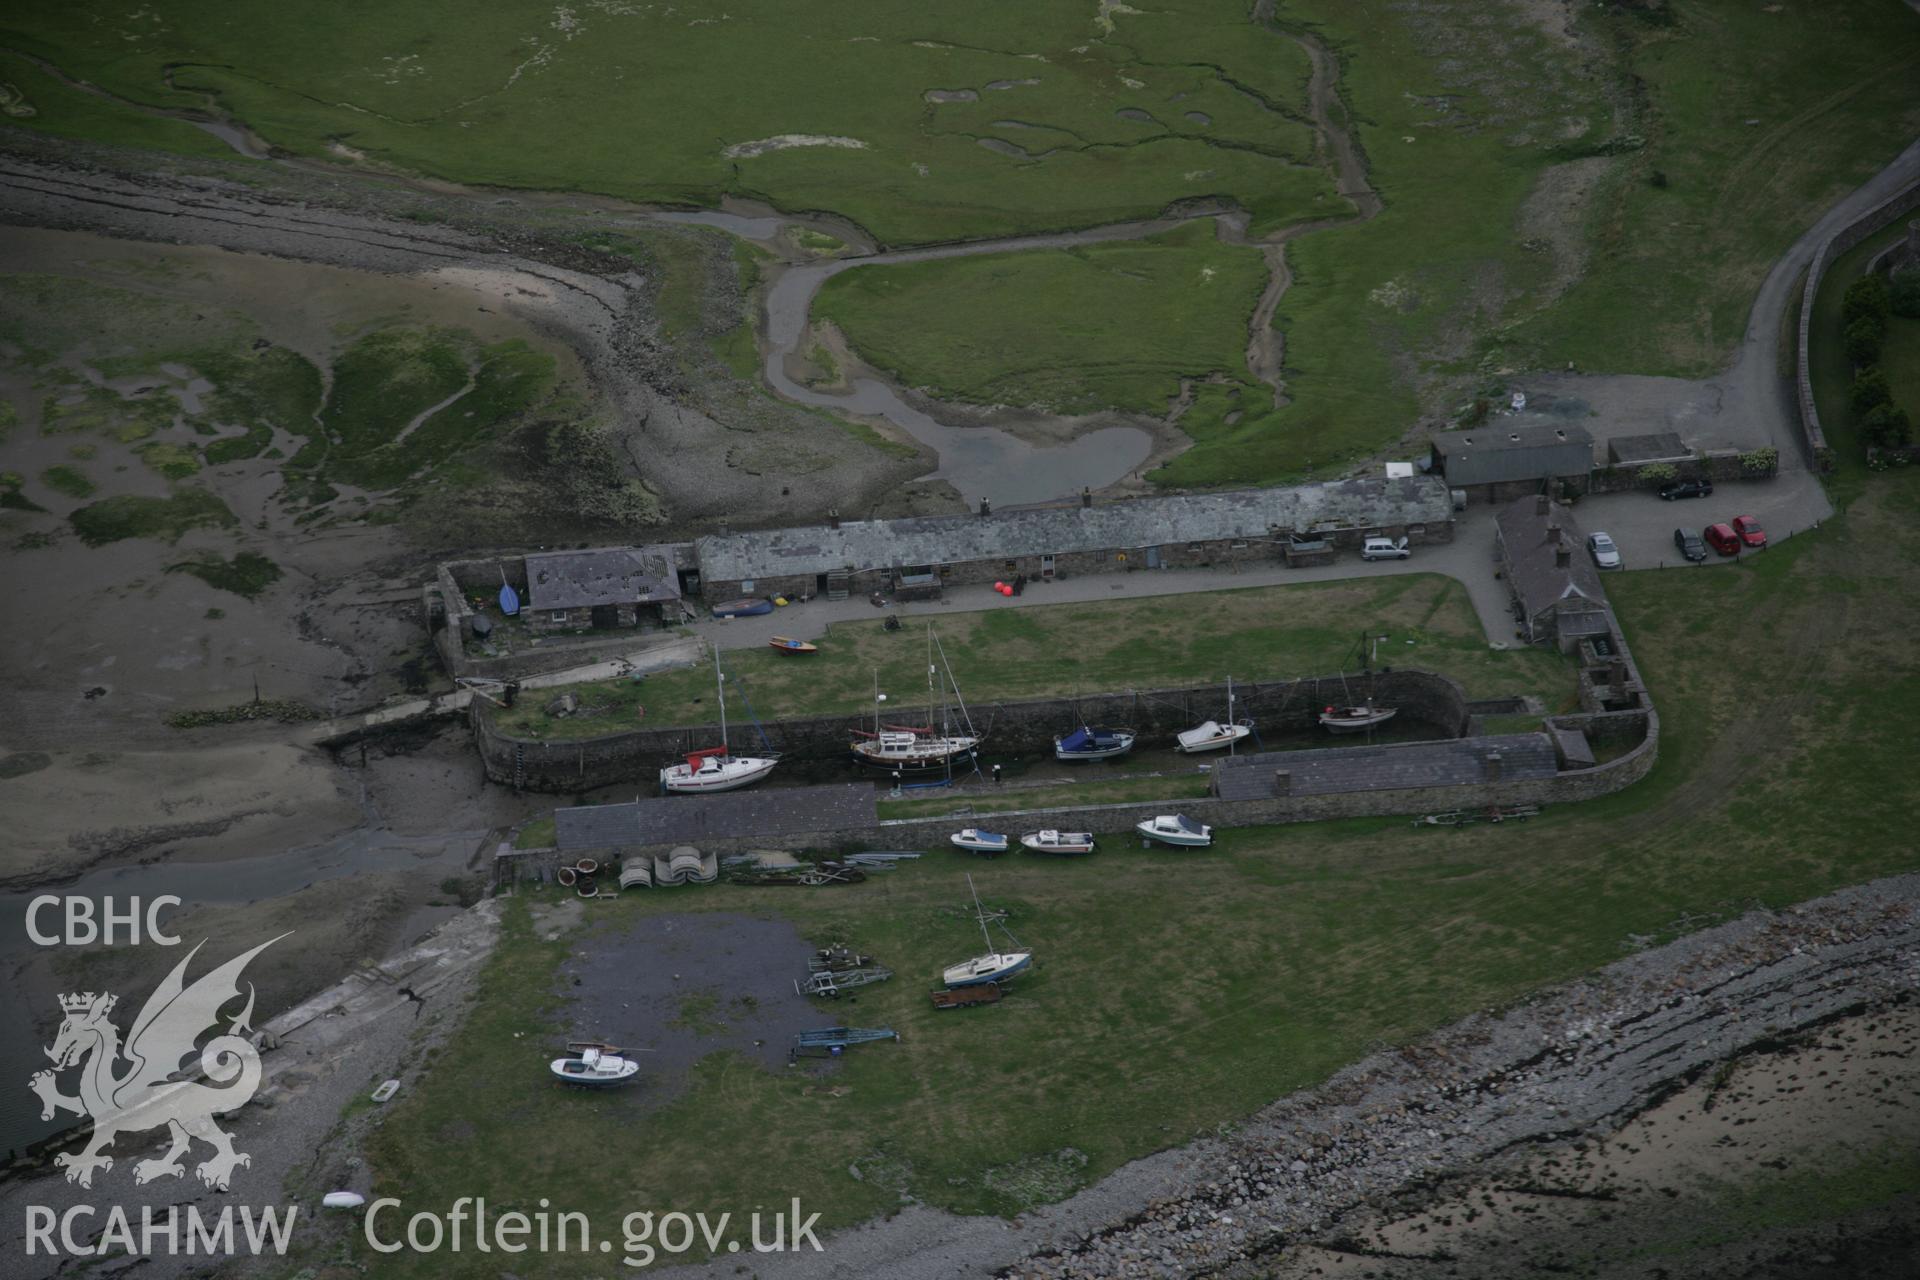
left=1362, top=536, right=1410, bottom=561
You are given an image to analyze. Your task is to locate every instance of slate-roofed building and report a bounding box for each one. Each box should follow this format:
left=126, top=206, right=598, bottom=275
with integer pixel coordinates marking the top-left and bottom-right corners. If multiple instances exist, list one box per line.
left=1210, top=733, right=1560, bottom=800
left=1605, top=432, right=1691, bottom=466
left=1430, top=418, right=1595, bottom=504
left=1494, top=495, right=1611, bottom=650
left=691, top=477, right=1455, bottom=604
left=525, top=547, right=682, bottom=635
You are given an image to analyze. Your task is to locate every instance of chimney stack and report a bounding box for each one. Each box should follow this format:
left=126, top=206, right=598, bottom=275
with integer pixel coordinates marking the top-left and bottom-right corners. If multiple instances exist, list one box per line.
left=828, top=507, right=840, bottom=530
left=1609, top=657, right=1628, bottom=693
left=1535, top=493, right=1549, bottom=516
left=1555, top=542, right=1570, bottom=568
left=1485, top=750, right=1503, bottom=782
left=1273, top=769, right=1292, bottom=797
left=1081, top=486, right=1092, bottom=509
left=979, top=497, right=992, bottom=517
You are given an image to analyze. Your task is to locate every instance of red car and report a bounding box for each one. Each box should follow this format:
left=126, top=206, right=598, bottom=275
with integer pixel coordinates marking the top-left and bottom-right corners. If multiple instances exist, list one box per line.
left=1704, top=523, right=1741, bottom=557
left=1731, top=514, right=1768, bottom=549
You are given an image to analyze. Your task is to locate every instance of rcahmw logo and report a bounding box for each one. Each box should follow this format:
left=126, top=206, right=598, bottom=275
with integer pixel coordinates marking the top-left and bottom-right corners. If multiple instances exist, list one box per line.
left=23, top=931, right=299, bottom=1259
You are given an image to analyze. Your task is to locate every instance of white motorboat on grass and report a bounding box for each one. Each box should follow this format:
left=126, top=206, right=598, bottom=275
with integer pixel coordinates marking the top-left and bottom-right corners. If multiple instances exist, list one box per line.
left=1136, top=814, right=1213, bottom=847
left=950, top=828, right=1010, bottom=855
left=661, top=648, right=778, bottom=793
left=549, top=1042, right=643, bottom=1088
left=1020, top=829, right=1095, bottom=855
left=942, top=874, right=1032, bottom=989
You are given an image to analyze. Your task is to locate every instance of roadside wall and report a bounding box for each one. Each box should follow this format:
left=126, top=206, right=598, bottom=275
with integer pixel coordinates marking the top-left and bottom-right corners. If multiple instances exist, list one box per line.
left=1796, top=180, right=1920, bottom=472
left=1585, top=448, right=1777, bottom=495
left=473, top=670, right=1475, bottom=792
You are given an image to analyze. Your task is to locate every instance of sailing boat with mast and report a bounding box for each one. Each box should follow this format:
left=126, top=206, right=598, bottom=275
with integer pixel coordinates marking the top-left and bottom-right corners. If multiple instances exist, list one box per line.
left=660, top=647, right=780, bottom=793
left=850, top=625, right=982, bottom=772
left=1319, top=631, right=1398, bottom=734
left=941, top=874, right=1032, bottom=989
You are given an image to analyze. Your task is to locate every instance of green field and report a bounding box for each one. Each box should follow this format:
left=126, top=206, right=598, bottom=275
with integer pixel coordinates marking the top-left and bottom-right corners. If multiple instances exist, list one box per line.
left=816, top=220, right=1272, bottom=417
left=801, top=1, right=1920, bottom=486
left=342, top=469, right=1920, bottom=1274
left=0, top=0, right=1334, bottom=244
left=485, top=573, right=1573, bottom=741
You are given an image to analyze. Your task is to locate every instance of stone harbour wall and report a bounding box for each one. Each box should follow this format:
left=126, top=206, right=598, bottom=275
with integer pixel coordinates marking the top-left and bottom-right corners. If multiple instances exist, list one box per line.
left=473, top=670, right=1475, bottom=793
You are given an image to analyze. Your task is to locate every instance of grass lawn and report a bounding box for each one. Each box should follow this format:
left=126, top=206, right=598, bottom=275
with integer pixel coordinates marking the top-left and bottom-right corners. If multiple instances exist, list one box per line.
left=1882, top=311, right=1920, bottom=425
left=486, top=573, right=1574, bottom=741
left=352, top=468, right=1920, bottom=1274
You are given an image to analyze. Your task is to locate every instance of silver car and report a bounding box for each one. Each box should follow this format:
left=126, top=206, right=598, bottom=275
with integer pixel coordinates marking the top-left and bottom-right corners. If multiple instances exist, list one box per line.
left=1587, top=531, right=1622, bottom=570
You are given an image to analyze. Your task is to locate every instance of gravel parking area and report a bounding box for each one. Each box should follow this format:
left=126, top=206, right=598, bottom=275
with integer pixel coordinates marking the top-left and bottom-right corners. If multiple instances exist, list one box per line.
left=1561, top=469, right=1832, bottom=575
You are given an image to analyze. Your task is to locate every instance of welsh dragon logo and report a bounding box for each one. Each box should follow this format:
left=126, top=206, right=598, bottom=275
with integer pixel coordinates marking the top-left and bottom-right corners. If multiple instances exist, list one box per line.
left=29, top=935, right=285, bottom=1190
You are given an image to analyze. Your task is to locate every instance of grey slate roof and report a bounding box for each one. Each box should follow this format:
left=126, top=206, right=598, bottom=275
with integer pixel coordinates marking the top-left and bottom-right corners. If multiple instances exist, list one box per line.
left=1605, top=432, right=1690, bottom=465
left=526, top=548, right=679, bottom=611
left=1430, top=419, right=1594, bottom=487
left=555, top=782, right=876, bottom=850
left=1494, top=497, right=1607, bottom=621
left=693, top=478, right=1453, bottom=581
left=1212, top=733, right=1558, bottom=800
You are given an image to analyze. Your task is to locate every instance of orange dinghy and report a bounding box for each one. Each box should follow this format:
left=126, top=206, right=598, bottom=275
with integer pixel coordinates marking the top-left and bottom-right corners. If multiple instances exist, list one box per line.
left=768, top=636, right=818, bottom=655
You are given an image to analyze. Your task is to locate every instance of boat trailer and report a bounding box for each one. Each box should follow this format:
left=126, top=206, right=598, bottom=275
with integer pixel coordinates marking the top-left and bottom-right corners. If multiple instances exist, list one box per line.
left=1412, top=804, right=1541, bottom=827
left=930, top=982, right=1003, bottom=1010
left=788, top=1026, right=899, bottom=1062
left=796, top=965, right=893, bottom=997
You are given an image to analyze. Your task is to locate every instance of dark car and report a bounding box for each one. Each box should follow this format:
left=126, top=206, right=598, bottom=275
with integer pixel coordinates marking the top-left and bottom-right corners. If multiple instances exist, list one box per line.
left=1673, top=528, right=1707, bottom=562
left=1659, top=478, right=1714, bottom=501
left=1731, top=514, right=1768, bottom=548
left=1704, top=522, right=1741, bottom=557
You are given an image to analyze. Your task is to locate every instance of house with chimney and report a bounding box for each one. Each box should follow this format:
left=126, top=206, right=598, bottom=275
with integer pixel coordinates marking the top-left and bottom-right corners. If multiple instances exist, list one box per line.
left=1493, top=494, right=1610, bottom=650
left=1431, top=419, right=1595, bottom=504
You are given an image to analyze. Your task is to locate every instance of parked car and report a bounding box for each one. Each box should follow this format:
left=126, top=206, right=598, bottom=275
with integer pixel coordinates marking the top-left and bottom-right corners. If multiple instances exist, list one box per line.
left=1659, top=478, right=1713, bottom=501
left=1673, top=528, right=1707, bottom=562
left=1704, top=522, right=1741, bottom=557
left=1731, top=514, right=1768, bottom=548
left=1586, top=531, right=1622, bottom=570
left=1362, top=536, right=1410, bottom=561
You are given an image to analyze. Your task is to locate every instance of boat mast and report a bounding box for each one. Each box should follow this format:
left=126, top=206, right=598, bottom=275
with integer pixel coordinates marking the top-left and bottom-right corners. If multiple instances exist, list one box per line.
left=714, top=645, right=729, bottom=750
left=931, top=627, right=977, bottom=739
left=1227, top=674, right=1237, bottom=756
left=967, top=873, right=993, bottom=954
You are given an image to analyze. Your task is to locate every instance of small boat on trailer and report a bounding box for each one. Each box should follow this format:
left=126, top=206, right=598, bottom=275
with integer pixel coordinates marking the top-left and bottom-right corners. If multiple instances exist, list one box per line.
left=1020, top=829, right=1095, bottom=856
left=1136, top=813, right=1213, bottom=848
left=1319, top=701, right=1397, bottom=734
left=550, top=1042, right=643, bottom=1087
left=768, top=635, right=817, bottom=655
left=950, top=828, right=1010, bottom=855
left=1175, top=719, right=1252, bottom=753
left=1054, top=725, right=1136, bottom=761
left=943, top=874, right=1033, bottom=988
left=712, top=597, right=774, bottom=618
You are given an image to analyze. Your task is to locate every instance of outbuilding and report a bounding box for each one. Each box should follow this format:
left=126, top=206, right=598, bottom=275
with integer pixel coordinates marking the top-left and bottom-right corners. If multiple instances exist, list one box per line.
left=525, top=547, right=683, bottom=634
left=1431, top=418, right=1595, bottom=504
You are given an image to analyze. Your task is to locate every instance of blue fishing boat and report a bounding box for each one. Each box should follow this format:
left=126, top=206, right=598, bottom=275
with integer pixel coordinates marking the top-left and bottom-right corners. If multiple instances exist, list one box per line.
left=498, top=583, right=520, bottom=616
left=1054, top=725, right=1136, bottom=761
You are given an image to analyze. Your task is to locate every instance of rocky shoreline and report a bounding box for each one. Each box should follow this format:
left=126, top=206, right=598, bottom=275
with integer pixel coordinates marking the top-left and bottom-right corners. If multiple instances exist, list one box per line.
left=660, top=874, right=1919, bottom=1279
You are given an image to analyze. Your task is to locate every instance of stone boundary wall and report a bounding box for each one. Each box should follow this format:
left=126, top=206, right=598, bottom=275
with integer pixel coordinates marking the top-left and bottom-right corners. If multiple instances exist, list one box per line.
left=472, top=670, right=1475, bottom=793
left=428, top=558, right=695, bottom=682
left=1585, top=448, right=1775, bottom=496
left=492, top=711, right=1656, bottom=887
left=1796, top=181, right=1920, bottom=472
